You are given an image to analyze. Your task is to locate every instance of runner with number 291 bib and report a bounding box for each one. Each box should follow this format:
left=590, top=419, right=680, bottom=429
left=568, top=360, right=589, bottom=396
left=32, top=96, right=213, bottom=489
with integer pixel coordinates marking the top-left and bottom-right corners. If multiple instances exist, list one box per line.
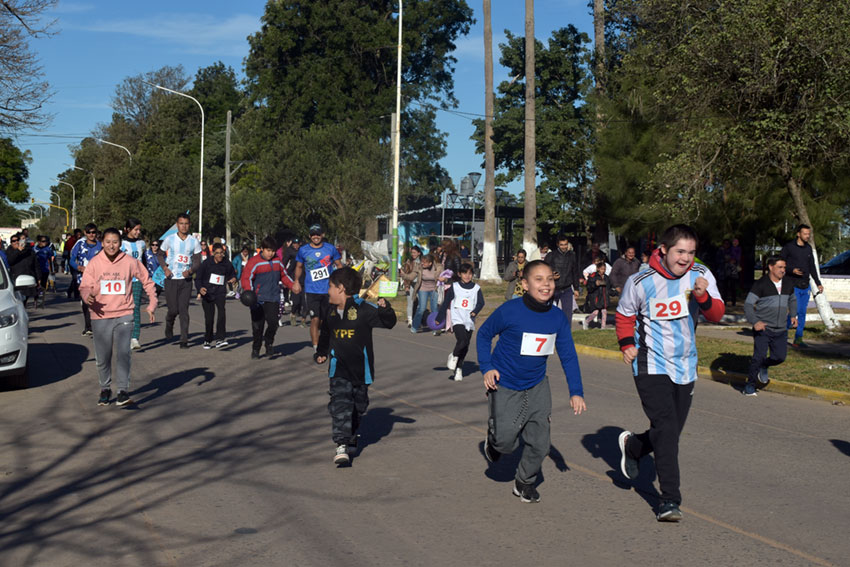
left=476, top=260, right=586, bottom=504
left=294, top=224, right=343, bottom=353
left=615, top=224, right=725, bottom=523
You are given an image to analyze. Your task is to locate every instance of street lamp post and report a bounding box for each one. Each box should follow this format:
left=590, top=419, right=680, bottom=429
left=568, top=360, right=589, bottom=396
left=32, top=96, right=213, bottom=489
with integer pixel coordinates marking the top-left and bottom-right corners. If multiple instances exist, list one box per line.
left=144, top=81, right=205, bottom=243
left=96, top=138, right=132, bottom=163
left=55, top=180, right=76, bottom=228
left=390, top=0, right=403, bottom=282
left=48, top=190, right=61, bottom=208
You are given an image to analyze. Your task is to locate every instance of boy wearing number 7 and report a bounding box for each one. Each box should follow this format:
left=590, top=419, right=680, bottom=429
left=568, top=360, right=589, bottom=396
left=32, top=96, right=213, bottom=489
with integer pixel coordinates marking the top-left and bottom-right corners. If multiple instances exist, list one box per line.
left=477, top=260, right=586, bottom=504
left=615, top=224, right=724, bottom=522
left=80, top=228, right=157, bottom=407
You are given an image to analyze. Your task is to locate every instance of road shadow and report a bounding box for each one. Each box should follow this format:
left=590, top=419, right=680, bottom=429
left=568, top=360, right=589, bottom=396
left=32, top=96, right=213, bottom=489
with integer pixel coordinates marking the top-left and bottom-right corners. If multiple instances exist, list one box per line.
left=28, top=323, right=73, bottom=334
left=131, top=367, right=216, bottom=405
left=25, top=342, right=90, bottom=390
left=480, top=441, right=570, bottom=485
left=830, top=439, right=850, bottom=457
left=581, top=426, right=659, bottom=509
left=355, top=407, right=416, bottom=458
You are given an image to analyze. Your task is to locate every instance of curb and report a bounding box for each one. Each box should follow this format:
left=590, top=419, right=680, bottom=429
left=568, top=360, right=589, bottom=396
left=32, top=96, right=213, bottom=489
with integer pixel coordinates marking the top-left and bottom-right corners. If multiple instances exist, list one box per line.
left=573, top=344, right=850, bottom=405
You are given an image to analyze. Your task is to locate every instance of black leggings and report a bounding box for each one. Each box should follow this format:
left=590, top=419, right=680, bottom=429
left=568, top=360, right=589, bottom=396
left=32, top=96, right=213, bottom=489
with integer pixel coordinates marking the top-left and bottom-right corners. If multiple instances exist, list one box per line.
left=452, top=324, right=472, bottom=362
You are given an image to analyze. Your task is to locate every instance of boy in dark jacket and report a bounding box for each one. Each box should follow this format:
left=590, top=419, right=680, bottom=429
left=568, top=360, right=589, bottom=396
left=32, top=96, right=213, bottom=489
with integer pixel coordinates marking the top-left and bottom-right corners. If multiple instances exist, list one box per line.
left=314, top=267, right=397, bottom=466
left=582, top=261, right=612, bottom=329
left=196, top=243, right=237, bottom=349
left=742, top=257, right=797, bottom=396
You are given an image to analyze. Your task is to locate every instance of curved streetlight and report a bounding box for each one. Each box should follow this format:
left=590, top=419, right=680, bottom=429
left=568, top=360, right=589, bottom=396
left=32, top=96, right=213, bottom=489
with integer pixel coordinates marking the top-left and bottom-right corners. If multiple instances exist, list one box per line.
left=96, top=138, right=132, bottom=163
left=143, top=81, right=205, bottom=242
left=54, top=179, right=76, bottom=228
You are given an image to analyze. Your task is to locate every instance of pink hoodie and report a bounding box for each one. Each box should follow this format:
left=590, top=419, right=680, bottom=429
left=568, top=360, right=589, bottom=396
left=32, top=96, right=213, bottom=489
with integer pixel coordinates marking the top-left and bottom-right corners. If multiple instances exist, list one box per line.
left=78, top=250, right=157, bottom=319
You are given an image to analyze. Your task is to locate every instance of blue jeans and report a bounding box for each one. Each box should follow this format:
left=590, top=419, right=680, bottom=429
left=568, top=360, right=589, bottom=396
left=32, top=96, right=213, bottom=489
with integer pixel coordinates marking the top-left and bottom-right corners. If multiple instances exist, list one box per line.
left=788, top=287, right=809, bottom=339
left=412, top=290, right=437, bottom=330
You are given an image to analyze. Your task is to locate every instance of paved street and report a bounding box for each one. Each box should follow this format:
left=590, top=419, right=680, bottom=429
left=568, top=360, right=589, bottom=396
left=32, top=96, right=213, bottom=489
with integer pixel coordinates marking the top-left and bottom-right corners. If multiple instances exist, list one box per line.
left=2, top=285, right=849, bottom=566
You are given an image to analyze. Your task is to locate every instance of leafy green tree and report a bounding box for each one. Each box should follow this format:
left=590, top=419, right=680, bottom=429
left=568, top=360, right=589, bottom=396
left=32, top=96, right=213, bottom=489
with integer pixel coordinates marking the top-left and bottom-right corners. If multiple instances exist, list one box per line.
left=0, top=137, right=31, bottom=204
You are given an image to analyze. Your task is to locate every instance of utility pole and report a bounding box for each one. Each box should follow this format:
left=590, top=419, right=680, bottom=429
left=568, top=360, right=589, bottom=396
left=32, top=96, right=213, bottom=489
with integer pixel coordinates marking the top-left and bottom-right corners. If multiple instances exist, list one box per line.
left=225, top=110, right=232, bottom=260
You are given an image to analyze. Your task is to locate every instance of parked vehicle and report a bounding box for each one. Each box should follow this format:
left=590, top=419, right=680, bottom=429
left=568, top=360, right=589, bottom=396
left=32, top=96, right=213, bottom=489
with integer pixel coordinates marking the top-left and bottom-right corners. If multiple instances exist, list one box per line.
left=0, top=259, right=30, bottom=389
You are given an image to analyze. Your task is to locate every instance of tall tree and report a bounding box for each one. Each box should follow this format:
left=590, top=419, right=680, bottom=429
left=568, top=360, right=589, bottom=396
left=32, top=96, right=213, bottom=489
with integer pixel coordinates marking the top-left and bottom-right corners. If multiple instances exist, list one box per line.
left=0, top=0, right=56, bottom=131
left=479, top=0, right=499, bottom=281
left=522, top=0, right=536, bottom=253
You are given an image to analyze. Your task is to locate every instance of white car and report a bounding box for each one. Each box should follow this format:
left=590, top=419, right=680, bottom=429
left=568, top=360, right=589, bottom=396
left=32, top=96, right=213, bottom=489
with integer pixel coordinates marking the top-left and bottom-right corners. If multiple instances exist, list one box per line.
left=0, top=260, right=30, bottom=389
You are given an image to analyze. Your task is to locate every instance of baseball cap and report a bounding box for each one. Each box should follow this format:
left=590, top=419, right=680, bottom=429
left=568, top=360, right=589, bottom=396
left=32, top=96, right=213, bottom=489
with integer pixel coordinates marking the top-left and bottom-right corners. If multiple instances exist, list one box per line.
left=308, top=224, right=323, bottom=235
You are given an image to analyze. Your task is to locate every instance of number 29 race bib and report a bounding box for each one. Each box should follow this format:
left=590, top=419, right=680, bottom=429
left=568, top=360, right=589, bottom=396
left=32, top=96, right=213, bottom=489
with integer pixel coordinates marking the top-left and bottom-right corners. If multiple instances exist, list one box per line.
left=649, top=292, right=688, bottom=321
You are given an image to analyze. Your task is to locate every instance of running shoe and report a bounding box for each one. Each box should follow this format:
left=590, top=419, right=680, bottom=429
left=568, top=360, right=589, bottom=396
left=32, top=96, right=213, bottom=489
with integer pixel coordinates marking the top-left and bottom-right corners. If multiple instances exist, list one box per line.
left=130, top=338, right=141, bottom=350
left=215, top=339, right=229, bottom=348
left=179, top=342, right=189, bottom=349
left=116, top=391, right=132, bottom=406
left=743, top=383, right=758, bottom=396
left=203, top=341, right=212, bottom=350
left=446, top=353, right=458, bottom=371
left=757, top=366, right=769, bottom=384
left=656, top=501, right=683, bottom=522
left=618, top=430, right=639, bottom=480
left=453, top=368, right=463, bottom=381
left=98, top=389, right=111, bottom=406
left=265, top=344, right=274, bottom=358
left=251, top=350, right=260, bottom=360
left=165, top=326, right=174, bottom=340
left=226, top=290, right=236, bottom=298
left=512, top=479, right=540, bottom=503
left=82, top=329, right=93, bottom=337
left=334, top=444, right=350, bottom=466
left=484, top=435, right=501, bottom=464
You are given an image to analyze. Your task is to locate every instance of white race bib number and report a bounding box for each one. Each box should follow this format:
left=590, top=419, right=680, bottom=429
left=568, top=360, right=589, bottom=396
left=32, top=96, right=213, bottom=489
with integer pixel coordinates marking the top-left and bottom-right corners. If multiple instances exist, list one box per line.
left=457, top=297, right=473, bottom=310
left=209, top=273, right=224, bottom=285
left=176, top=254, right=190, bottom=265
left=649, top=293, right=688, bottom=320
left=310, top=266, right=330, bottom=281
left=520, top=332, right=556, bottom=356
left=100, top=280, right=124, bottom=295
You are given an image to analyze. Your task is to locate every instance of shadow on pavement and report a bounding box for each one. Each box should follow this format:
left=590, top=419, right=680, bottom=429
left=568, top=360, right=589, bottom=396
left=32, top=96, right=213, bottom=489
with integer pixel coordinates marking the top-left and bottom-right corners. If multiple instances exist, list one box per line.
left=709, top=352, right=750, bottom=377
left=356, top=407, right=416, bottom=457
left=26, top=342, right=89, bottom=390
left=830, top=439, right=850, bottom=457
left=131, top=367, right=216, bottom=405
left=581, top=426, right=659, bottom=509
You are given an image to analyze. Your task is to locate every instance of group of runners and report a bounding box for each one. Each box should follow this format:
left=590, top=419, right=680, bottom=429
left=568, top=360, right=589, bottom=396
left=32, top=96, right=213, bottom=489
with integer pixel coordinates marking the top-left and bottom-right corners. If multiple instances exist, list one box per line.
left=58, top=215, right=821, bottom=522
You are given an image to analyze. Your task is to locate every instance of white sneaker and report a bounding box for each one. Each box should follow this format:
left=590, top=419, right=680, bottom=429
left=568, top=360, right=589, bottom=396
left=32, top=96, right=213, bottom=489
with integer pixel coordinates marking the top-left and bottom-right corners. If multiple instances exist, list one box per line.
left=581, top=319, right=588, bottom=330
left=278, top=318, right=285, bottom=327
left=130, top=338, right=141, bottom=350
left=447, top=353, right=458, bottom=371
left=453, top=368, right=463, bottom=381
left=226, top=291, right=236, bottom=298
left=334, top=444, right=350, bottom=465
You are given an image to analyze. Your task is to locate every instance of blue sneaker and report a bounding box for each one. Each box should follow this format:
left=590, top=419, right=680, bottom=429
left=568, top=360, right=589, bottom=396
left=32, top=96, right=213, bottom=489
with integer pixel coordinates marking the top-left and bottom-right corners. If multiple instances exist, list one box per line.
left=743, top=383, right=757, bottom=396
left=757, top=366, right=769, bottom=384
left=618, top=430, right=639, bottom=480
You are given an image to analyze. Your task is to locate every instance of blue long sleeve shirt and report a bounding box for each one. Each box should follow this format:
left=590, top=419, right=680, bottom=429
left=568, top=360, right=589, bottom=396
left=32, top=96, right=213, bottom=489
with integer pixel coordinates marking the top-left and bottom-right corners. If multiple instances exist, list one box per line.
left=476, top=297, right=584, bottom=396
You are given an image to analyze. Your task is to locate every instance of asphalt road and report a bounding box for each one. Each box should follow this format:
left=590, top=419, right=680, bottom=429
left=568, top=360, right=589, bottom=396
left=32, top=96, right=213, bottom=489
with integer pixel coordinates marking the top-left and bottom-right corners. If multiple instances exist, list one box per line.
left=1, top=283, right=848, bottom=566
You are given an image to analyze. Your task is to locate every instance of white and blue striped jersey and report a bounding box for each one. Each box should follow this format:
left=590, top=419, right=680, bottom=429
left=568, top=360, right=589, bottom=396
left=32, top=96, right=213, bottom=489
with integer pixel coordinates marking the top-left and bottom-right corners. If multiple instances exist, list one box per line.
left=161, top=233, right=201, bottom=280
left=617, top=263, right=720, bottom=384
left=121, top=239, right=147, bottom=283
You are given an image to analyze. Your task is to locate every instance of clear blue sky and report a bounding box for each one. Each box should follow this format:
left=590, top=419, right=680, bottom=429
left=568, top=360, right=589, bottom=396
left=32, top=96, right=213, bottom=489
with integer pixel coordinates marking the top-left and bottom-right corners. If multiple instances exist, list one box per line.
left=14, top=0, right=593, bottom=219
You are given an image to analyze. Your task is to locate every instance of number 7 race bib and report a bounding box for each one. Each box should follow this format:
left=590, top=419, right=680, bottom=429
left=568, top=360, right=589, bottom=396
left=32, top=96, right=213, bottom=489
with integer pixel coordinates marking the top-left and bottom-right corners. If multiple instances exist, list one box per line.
left=520, top=332, right=556, bottom=356
left=649, top=292, right=688, bottom=321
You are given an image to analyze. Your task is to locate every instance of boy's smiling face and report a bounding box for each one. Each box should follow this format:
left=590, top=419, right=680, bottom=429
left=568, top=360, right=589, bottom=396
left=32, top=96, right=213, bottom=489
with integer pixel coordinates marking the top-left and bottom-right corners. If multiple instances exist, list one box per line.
left=521, top=263, right=554, bottom=302
left=661, top=238, right=697, bottom=277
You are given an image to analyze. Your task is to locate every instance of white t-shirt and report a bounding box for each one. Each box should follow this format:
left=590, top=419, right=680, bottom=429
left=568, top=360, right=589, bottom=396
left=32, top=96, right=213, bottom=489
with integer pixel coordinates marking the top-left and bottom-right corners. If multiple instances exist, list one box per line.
left=161, top=233, right=202, bottom=280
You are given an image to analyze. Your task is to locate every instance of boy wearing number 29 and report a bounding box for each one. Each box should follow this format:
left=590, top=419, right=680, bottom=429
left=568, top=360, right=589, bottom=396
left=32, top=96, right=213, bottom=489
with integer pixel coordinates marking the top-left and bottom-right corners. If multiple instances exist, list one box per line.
left=615, top=224, right=724, bottom=522
left=80, top=228, right=157, bottom=408
left=477, top=260, right=586, bottom=504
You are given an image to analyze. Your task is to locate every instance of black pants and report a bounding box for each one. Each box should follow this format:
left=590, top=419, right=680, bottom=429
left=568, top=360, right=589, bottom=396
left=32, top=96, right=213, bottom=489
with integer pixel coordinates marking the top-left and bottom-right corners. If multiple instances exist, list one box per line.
left=625, top=374, right=694, bottom=504
left=328, top=376, right=369, bottom=445
left=747, top=328, right=787, bottom=387
left=201, top=296, right=226, bottom=342
left=452, top=324, right=472, bottom=362
left=250, top=301, right=279, bottom=351
left=164, top=279, right=192, bottom=342
left=68, top=270, right=80, bottom=298
left=81, top=299, right=92, bottom=331
left=291, top=290, right=305, bottom=318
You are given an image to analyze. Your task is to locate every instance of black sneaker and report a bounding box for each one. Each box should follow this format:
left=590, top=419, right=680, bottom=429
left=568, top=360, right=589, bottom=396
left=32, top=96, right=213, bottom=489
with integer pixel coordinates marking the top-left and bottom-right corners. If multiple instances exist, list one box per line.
left=215, top=339, right=229, bottom=348
left=82, top=328, right=93, bottom=337
left=203, top=341, right=212, bottom=350
left=334, top=444, right=350, bottom=466
left=618, top=430, right=639, bottom=480
left=656, top=500, right=683, bottom=522
left=251, top=350, right=260, bottom=360
left=165, top=326, right=174, bottom=340
left=98, top=389, right=111, bottom=406
left=265, top=344, right=274, bottom=358
left=179, top=342, right=189, bottom=349
left=484, top=435, right=501, bottom=464
left=116, top=391, right=132, bottom=406
left=512, top=479, right=540, bottom=503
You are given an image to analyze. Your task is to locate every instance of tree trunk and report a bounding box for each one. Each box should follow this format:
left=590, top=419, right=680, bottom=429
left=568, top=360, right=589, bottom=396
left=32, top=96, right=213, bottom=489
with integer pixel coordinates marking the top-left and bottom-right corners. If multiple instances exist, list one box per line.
left=784, top=170, right=839, bottom=331
left=522, top=0, right=537, bottom=254
left=479, top=0, right=500, bottom=281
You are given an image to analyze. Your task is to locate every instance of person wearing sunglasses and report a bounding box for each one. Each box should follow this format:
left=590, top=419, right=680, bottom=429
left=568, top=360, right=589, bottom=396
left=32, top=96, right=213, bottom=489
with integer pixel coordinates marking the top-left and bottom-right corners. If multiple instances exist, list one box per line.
left=69, top=224, right=102, bottom=336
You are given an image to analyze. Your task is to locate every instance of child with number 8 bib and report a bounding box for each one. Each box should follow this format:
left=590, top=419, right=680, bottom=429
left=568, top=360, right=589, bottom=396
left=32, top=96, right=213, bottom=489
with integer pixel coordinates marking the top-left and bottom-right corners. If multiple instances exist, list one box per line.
left=79, top=228, right=157, bottom=407
left=476, top=260, right=586, bottom=503
left=434, top=263, right=485, bottom=381
left=615, top=224, right=724, bottom=522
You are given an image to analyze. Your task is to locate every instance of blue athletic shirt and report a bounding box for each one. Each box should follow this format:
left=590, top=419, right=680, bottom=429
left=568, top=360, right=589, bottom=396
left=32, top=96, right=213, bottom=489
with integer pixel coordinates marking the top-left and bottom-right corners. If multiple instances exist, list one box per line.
left=120, top=238, right=147, bottom=283
left=35, top=245, right=54, bottom=273
left=476, top=297, right=584, bottom=396
left=296, top=242, right=341, bottom=294
left=161, top=233, right=201, bottom=280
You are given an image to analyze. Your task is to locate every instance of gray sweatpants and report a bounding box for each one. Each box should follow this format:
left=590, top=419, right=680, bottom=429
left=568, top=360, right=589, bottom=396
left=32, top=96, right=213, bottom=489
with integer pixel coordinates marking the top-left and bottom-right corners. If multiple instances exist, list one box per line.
left=487, top=376, right=552, bottom=485
left=92, top=314, right=133, bottom=392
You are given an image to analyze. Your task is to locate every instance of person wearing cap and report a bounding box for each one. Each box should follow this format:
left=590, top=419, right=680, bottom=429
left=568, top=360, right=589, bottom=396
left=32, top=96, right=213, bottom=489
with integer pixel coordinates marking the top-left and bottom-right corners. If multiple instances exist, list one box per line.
left=294, top=224, right=343, bottom=351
